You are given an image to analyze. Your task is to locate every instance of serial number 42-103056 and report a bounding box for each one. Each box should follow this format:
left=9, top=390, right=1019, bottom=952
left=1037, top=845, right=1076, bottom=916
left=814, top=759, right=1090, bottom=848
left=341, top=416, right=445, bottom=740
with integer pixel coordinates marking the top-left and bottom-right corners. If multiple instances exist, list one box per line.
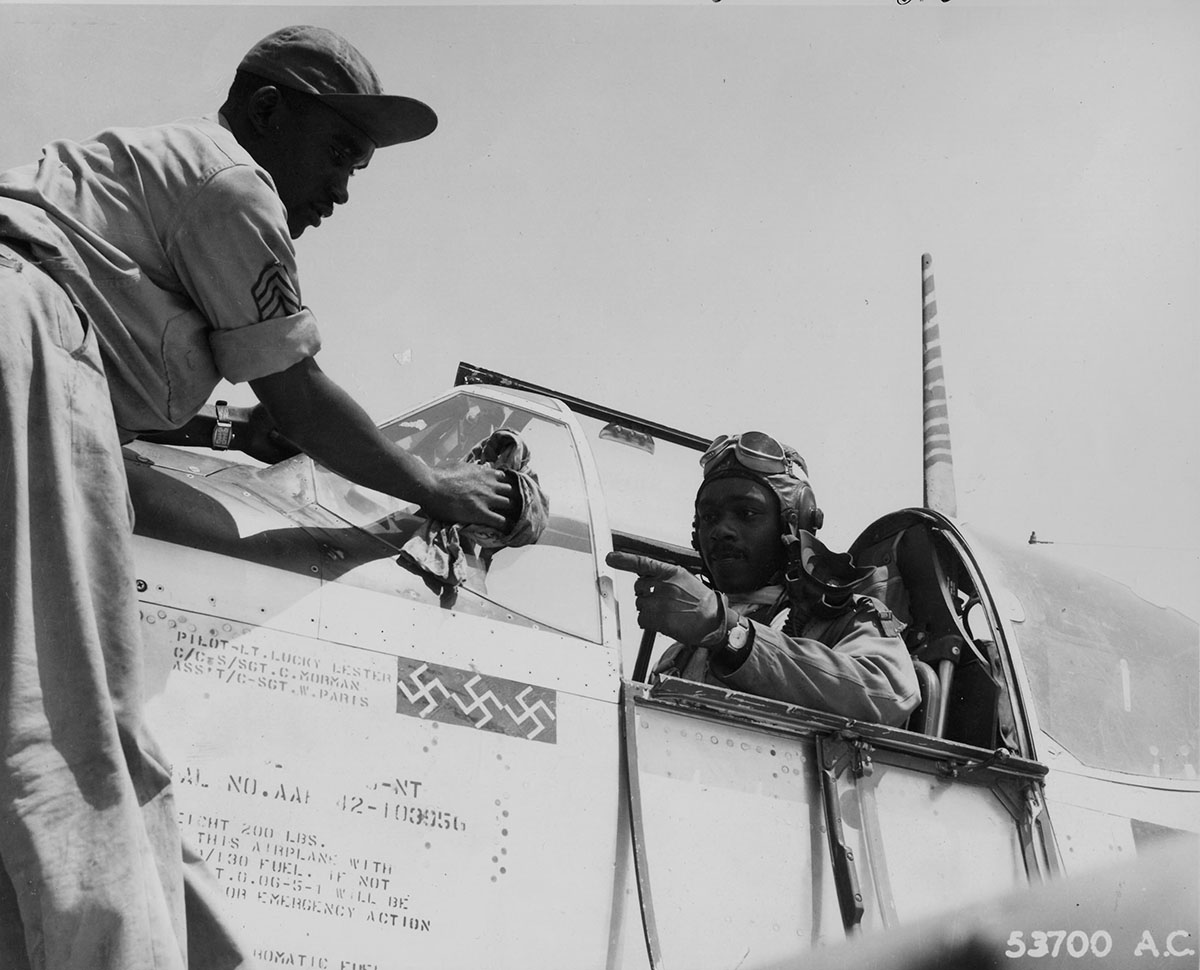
left=1006, top=930, right=1197, bottom=960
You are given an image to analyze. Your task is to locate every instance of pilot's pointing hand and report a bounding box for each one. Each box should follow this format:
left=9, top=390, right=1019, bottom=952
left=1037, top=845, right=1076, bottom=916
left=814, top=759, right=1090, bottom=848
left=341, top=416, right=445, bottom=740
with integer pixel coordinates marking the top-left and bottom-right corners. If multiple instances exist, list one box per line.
left=606, top=551, right=723, bottom=644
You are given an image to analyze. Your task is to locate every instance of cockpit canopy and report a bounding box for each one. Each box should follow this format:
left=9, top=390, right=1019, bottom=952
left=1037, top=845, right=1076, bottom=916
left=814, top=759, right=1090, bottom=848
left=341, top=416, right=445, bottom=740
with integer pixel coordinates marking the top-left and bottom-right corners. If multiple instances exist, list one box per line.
left=971, top=532, right=1197, bottom=781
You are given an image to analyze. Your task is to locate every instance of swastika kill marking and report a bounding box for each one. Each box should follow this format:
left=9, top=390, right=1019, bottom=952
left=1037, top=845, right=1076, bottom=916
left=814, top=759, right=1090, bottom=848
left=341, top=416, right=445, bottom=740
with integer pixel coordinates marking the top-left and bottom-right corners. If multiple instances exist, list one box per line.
left=396, top=658, right=557, bottom=744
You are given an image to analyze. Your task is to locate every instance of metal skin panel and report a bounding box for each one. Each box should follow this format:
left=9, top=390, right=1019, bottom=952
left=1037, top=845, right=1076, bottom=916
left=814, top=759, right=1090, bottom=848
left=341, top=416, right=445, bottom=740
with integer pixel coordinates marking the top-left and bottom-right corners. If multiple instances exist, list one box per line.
left=629, top=705, right=853, bottom=969
left=627, top=706, right=1032, bottom=969
left=859, top=764, right=1027, bottom=925
left=1046, top=770, right=1200, bottom=837
left=140, top=586, right=627, bottom=969
left=318, top=573, right=620, bottom=705
left=133, top=536, right=323, bottom=637
left=1041, top=760, right=1200, bottom=878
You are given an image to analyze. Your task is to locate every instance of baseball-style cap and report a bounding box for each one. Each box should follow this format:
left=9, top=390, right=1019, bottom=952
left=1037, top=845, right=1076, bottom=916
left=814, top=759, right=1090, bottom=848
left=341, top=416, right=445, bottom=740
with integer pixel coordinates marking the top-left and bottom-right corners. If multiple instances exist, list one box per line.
left=238, top=25, right=437, bottom=147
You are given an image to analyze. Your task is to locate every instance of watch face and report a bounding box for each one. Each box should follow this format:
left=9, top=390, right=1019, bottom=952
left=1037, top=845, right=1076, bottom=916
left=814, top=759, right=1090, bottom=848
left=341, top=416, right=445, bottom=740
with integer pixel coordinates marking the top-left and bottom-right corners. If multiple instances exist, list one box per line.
left=727, top=622, right=749, bottom=650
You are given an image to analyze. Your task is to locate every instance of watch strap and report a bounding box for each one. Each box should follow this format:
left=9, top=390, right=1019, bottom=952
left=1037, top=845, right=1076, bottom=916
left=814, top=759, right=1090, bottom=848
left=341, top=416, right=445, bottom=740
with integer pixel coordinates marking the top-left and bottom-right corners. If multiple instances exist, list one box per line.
left=212, top=400, right=233, bottom=450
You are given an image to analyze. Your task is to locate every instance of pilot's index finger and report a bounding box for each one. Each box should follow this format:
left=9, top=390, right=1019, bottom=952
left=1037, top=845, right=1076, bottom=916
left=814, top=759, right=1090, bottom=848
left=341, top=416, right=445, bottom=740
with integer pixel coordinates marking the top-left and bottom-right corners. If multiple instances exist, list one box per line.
left=605, top=551, right=673, bottom=577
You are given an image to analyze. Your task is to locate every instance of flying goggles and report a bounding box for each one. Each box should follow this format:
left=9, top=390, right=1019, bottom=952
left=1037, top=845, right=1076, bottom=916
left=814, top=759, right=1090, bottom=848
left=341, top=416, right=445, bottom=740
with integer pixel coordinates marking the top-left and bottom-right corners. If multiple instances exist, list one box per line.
left=700, top=431, right=806, bottom=479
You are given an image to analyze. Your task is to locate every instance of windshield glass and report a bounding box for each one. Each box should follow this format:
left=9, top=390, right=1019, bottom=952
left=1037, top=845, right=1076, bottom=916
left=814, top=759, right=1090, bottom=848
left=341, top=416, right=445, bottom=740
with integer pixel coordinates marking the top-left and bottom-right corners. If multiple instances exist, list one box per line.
left=969, top=530, right=1198, bottom=781
left=573, top=413, right=705, bottom=551
left=311, top=392, right=600, bottom=642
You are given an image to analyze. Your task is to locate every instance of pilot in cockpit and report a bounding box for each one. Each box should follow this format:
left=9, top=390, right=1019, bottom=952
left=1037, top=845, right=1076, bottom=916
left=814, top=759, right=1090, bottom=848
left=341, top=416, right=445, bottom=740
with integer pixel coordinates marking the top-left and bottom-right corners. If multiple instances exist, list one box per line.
left=608, top=431, right=919, bottom=726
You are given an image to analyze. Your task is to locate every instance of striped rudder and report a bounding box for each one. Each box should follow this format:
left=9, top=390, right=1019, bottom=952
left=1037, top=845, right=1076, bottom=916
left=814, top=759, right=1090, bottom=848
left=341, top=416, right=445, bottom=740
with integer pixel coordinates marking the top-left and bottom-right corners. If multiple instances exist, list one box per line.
left=922, top=253, right=958, bottom=517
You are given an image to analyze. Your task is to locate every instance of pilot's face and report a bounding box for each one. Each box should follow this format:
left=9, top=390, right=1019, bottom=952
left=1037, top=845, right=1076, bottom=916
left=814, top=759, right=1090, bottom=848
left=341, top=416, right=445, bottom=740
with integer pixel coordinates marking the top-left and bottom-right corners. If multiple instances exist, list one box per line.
left=695, top=477, right=786, bottom=594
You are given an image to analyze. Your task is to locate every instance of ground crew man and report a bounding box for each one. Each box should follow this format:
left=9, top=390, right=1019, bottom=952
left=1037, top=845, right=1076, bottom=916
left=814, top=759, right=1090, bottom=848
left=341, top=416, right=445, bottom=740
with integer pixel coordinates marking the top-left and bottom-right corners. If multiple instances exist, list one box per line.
left=0, top=25, right=512, bottom=969
left=608, top=431, right=919, bottom=726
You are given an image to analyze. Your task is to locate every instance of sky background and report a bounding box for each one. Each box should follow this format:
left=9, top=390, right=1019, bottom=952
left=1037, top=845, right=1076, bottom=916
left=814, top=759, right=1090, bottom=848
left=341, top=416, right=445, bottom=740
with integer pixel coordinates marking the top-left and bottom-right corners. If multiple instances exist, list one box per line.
left=2, top=0, right=1197, bottom=620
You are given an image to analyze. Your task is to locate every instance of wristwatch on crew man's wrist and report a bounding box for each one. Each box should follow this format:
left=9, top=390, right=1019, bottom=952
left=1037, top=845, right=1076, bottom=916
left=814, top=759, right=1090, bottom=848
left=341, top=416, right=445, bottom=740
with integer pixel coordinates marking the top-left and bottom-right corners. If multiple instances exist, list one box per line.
left=211, top=400, right=234, bottom=451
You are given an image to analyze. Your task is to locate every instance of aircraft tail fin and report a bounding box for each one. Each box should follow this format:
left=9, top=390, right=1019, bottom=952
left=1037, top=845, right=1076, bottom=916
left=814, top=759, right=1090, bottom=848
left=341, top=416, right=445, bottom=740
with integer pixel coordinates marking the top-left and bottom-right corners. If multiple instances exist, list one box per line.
left=922, top=253, right=959, bottom=517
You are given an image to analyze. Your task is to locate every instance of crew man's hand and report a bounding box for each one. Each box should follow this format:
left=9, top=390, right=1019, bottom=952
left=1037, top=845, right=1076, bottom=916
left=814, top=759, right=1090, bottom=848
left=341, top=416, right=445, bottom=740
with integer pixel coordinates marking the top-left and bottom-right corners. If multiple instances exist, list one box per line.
left=606, top=551, right=725, bottom=644
left=422, top=463, right=515, bottom=531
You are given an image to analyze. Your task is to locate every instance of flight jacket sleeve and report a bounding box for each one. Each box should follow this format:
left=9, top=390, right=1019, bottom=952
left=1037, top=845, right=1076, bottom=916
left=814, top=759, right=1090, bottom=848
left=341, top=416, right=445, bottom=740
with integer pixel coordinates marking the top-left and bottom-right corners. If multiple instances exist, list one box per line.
left=707, top=597, right=921, bottom=726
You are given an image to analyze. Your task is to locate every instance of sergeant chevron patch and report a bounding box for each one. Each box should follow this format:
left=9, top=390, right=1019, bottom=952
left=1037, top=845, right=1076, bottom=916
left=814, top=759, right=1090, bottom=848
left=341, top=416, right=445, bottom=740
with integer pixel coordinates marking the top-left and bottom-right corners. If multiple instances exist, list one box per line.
left=396, top=657, right=557, bottom=744
left=252, top=262, right=302, bottom=320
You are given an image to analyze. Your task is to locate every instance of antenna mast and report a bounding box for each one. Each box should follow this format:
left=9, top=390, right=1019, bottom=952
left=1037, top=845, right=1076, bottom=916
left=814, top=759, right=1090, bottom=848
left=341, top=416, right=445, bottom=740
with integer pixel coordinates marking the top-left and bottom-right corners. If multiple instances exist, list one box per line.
left=922, top=253, right=958, bottom=517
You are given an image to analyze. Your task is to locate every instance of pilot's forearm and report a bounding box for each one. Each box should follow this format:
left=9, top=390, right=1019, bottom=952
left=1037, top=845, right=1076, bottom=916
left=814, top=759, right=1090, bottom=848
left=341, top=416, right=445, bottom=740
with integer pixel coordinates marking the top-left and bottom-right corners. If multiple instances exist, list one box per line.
left=710, top=620, right=920, bottom=726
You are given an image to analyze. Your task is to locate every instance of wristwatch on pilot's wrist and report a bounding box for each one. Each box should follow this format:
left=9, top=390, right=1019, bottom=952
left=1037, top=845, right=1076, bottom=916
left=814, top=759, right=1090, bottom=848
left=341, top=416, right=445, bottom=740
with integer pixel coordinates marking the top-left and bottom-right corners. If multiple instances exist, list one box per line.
left=724, top=615, right=752, bottom=653
left=211, top=400, right=233, bottom=451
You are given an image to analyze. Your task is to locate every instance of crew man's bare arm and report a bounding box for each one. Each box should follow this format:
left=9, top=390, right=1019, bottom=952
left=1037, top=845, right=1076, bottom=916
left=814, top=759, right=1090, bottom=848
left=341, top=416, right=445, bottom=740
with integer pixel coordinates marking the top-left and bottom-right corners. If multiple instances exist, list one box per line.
left=139, top=360, right=513, bottom=528
left=248, top=357, right=513, bottom=529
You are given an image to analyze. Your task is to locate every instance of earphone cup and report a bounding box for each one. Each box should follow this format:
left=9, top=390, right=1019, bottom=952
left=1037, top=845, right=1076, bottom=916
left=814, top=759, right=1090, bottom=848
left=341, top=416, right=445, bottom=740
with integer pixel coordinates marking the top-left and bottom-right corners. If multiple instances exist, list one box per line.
left=798, top=486, right=823, bottom=533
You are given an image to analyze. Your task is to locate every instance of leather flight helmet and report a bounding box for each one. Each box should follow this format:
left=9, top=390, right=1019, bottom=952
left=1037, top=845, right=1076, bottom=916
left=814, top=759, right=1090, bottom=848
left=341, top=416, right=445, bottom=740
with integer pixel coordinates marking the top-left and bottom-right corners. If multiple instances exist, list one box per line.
left=691, top=431, right=825, bottom=558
